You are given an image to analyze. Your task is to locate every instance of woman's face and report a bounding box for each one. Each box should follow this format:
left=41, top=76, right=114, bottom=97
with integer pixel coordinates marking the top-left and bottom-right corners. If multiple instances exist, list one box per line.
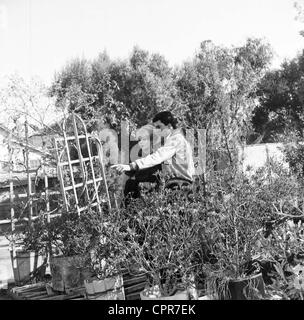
left=138, top=135, right=150, bottom=149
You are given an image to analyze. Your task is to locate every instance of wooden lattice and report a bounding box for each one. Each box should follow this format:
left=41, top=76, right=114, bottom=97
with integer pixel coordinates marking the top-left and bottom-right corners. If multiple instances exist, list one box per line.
left=54, top=113, right=111, bottom=215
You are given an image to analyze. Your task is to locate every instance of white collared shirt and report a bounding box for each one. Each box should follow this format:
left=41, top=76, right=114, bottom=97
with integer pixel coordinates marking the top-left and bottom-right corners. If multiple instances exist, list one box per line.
left=133, top=128, right=195, bottom=182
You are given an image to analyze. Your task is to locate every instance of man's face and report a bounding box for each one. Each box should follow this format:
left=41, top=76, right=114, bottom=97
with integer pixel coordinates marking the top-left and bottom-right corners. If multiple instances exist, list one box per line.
left=153, top=120, right=168, bottom=132
left=153, top=120, right=172, bottom=140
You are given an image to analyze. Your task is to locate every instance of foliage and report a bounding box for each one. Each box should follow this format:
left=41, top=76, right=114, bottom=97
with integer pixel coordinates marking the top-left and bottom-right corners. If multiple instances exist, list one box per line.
left=103, top=183, right=204, bottom=297
left=201, top=167, right=265, bottom=284
left=50, top=38, right=272, bottom=156
left=283, top=140, right=304, bottom=183
left=258, top=219, right=304, bottom=300
left=21, top=208, right=102, bottom=257
left=252, top=51, right=304, bottom=143
left=108, top=47, right=177, bottom=127
left=251, top=2, right=304, bottom=143
left=175, top=38, right=273, bottom=155
left=49, top=48, right=176, bottom=131
left=247, top=159, right=303, bottom=228
left=200, top=160, right=303, bottom=298
left=49, top=55, right=129, bottom=132
left=0, top=74, right=61, bottom=135
left=20, top=203, right=128, bottom=280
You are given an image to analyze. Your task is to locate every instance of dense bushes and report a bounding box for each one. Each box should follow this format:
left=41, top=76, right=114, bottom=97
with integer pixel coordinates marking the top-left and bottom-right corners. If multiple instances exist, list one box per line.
left=17, top=158, right=304, bottom=299
left=99, top=161, right=304, bottom=298
left=50, top=38, right=273, bottom=154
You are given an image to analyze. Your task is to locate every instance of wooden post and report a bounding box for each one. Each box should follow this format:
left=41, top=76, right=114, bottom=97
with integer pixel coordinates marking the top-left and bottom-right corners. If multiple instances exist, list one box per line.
left=42, top=160, right=53, bottom=261
left=25, top=120, right=33, bottom=225
left=54, top=139, right=69, bottom=211
left=198, top=129, right=207, bottom=196
left=96, top=138, right=111, bottom=210
left=62, top=125, right=80, bottom=215
left=82, top=128, right=102, bottom=214
left=43, top=161, right=50, bottom=222
left=8, top=132, right=16, bottom=268
left=72, top=113, right=90, bottom=205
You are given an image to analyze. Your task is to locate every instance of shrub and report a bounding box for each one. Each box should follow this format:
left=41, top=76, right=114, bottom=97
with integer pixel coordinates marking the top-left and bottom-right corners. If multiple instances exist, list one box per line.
left=104, top=184, right=205, bottom=297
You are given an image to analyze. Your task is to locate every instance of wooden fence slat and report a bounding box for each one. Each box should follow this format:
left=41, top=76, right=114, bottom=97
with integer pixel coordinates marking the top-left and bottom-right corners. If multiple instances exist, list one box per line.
left=42, top=162, right=50, bottom=223
left=54, top=139, right=69, bottom=210
left=0, top=213, right=63, bottom=225
left=96, top=139, right=112, bottom=209
left=8, top=132, right=16, bottom=268
left=63, top=177, right=104, bottom=191
left=55, top=134, right=86, bottom=142
left=62, top=128, right=80, bottom=215
left=25, top=120, right=33, bottom=225
left=72, top=113, right=90, bottom=207
left=58, top=155, right=99, bottom=166
left=81, top=123, right=102, bottom=213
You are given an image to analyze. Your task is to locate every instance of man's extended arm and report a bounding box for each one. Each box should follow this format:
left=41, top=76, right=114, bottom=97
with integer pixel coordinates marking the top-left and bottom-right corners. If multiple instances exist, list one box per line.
left=131, top=136, right=179, bottom=170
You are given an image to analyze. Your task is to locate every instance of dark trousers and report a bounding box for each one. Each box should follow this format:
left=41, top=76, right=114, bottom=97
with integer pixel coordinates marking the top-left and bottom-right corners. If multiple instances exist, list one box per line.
left=123, top=164, right=162, bottom=205
left=123, top=165, right=193, bottom=206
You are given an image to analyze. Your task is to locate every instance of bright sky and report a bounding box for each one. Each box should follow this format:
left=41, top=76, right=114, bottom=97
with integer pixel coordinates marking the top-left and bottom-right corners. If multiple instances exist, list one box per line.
left=0, top=0, right=303, bottom=85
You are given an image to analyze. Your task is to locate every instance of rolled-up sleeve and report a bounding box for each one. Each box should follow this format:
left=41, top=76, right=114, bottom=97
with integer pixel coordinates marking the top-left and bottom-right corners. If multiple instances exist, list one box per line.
left=133, top=136, right=179, bottom=170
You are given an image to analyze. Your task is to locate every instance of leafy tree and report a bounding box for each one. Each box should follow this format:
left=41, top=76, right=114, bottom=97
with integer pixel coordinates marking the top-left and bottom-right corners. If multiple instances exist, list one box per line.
left=108, top=47, right=177, bottom=127
left=252, top=51, right=304, bottom=143
left=175, top=38, right=273, bottom=159
left=0, top=74, right=61, bottom=135
left=50, top=39, right=273, bottom=162
left=251, top=1, right=304, bottom=143
left=49, top=54, right=128, bottom=131
left=49, top=57, right=96, bottom=122
left=50, top=48, right=177, bottom=131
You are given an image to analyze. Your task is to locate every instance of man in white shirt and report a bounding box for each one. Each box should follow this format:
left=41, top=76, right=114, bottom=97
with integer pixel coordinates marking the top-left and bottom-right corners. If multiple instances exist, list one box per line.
left=112, top=111, right=195, bottom=201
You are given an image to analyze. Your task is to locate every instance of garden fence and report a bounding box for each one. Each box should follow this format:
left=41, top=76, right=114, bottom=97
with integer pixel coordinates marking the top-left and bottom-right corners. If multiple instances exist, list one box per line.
left=0, top=113, right=111, bottom=269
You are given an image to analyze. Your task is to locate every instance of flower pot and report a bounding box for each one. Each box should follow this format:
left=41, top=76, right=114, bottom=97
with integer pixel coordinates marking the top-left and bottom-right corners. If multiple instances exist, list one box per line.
left=10, top=250, right=47, bottom=286
left=84, top=275, right=125, bottom=300
left=49, top=255, right=91, bottom=292
left=140, top=289, right=189, bottom=300
left=226, top=273, right=265, bottom=300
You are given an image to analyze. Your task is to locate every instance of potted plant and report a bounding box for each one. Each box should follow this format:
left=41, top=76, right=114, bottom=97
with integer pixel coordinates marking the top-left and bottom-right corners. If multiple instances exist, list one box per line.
left=244, top=161, right=304, bottom=299
left=82, top=216, right=126, bottom=300
left=105, top=183, right=204, bottom=300
left=21, top=207, right=103, bottom=293
left=257, top=213, right=304, bottom=300
left=200, top=166, right=267, bottom=300
left=5, top=226, right=48, bottom=286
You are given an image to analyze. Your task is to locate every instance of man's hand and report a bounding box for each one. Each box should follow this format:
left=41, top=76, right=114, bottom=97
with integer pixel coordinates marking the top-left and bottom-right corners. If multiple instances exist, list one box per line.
left=111, top=164, right=131, bottom=174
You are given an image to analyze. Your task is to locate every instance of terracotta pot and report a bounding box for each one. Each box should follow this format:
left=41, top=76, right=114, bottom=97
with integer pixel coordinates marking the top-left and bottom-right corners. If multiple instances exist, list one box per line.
left=225, top=273, right=265, bottom=300
left=140, top=289, right=189, bottom=300
left=49, top=255, right=91, bottom=292
left=10, top=250, right=47, bottom=286
left=84, top=275, right=125, bottom=300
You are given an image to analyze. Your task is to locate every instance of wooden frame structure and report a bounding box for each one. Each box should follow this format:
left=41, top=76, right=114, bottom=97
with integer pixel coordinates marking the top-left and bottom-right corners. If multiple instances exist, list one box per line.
left=54, top=113, right=111, bottom=215
left=0, top=113, right=111, bottom=275
left=0, top=121, right=59, bottom=270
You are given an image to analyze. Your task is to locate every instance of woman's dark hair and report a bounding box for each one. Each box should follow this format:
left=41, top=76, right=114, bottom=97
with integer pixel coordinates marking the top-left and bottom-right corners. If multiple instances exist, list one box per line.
left=152, top=111, right=178, bottom=129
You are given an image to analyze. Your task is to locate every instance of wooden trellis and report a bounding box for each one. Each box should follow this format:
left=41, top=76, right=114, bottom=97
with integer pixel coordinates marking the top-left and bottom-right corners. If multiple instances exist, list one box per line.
left=54, top=113, right=111, bottom=215
left=0, top=120, right=60, bottom=273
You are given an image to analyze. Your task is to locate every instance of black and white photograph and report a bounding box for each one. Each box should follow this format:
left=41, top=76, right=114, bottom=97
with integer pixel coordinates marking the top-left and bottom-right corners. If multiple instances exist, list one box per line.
left=1, top=0, right=304, bottom=310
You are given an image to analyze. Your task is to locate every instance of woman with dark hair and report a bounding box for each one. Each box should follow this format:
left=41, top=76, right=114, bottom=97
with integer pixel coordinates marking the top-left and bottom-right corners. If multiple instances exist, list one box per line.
left=112, top=111, right=195, bottom=201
